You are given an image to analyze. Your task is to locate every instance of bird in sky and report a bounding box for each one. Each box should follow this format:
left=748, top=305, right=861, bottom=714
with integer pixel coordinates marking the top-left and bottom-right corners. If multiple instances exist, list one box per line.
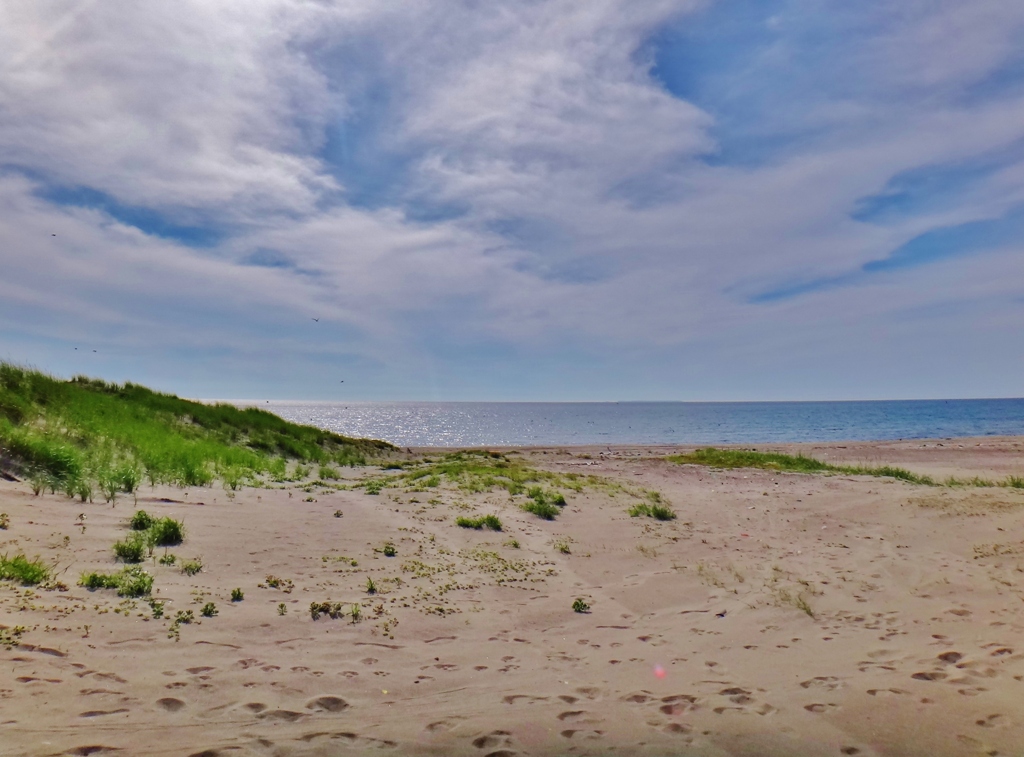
left=311, top=318, right=319, bottom=322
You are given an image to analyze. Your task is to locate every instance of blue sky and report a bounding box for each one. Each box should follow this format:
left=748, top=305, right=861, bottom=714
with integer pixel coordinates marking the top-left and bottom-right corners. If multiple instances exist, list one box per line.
left=1, top=1, right=1023, bottom=401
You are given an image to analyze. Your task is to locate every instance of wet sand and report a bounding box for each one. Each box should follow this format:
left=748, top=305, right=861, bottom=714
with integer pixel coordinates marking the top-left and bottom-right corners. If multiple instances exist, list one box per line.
left=1, top=437, right=1023, bottom=756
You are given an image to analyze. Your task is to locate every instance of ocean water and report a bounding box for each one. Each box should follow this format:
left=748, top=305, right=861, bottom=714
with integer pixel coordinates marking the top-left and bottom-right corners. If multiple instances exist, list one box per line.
left=236, top=399, right=1024, bottom=448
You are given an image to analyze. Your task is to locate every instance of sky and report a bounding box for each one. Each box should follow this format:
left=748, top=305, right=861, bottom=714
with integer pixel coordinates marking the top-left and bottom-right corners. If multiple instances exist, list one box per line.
left=1, top=0, right=1023, bottom=402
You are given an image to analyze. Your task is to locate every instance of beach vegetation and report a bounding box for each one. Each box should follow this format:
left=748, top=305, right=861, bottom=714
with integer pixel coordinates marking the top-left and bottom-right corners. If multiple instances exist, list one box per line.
left=277, top=602, right=287, bottom=615
left=231, top=587, right=244, bottom=601
left=0, top=554, right=51, bottom=585
left=382, top=542, right=398, bottom=557
left=522, top=499, right=560, bottom=520
left=455, top=514, right=503, bottom=530
left=180, top=558, right=203, bottom=576
left=572, top=597, right=590, bottom=613
left=366, top=577, right=377, bottom=594
left=200, top=602, right=218, bottom=617
left=669, top=447, right=938, bottom=485
left=628, top=502, right=677, bottom=520
left=148, top=517, right=184, bottom=547
left=0, top=362, right=393, bottom=495
left=158, top=553, right=177, bottom=566
left=113, top=533, right=146, bottom=563
left=129, top=510, right=155, bottom=530
left=0, top=513, right=8, bottom=530
left=80, top=566, right=153, bottom=597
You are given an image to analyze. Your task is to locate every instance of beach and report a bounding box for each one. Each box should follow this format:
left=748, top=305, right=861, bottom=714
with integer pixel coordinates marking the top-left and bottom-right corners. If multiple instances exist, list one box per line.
left=2, top=437, right=1023, bottom=756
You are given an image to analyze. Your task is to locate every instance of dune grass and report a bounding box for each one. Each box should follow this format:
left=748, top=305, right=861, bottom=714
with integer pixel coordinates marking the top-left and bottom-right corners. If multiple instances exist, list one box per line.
left=455, top=514, right=503, bottom=530
left=0, top=362, right=393, bottom=494
left=0, top=554, right=51, bottom=585
left=669, top=447, right=938, bottom=485
left=79, top=566, right=153, bottom=597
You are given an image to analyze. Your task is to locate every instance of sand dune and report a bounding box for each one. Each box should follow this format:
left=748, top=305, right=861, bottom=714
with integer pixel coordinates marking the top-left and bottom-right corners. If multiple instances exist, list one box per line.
left=1, top=438, right=1023, bottom=756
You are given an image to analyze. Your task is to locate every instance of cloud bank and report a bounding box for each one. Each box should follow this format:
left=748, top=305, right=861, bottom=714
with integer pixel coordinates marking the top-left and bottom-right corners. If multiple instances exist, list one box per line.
left=1, top=0, right=1023, bottom=399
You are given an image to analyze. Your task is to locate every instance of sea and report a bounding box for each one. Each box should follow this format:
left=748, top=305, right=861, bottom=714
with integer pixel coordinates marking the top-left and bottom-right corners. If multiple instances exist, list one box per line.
left=233, top=399, right=1024, bottom=448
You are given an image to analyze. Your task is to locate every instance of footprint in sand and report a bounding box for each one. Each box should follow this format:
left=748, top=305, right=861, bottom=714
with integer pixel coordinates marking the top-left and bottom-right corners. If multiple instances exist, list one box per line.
left=243, top=703, right=267, bottom=713
left=937, top=651, right=963, bottom=664
left=257, top=709, right=306, bottom=722
left=63, top=748, right=121, bottom=755
left=911, top=672, right=946, bottom=681
left=558, top=695, right=578, bottom=704
left=472, top=730, right=513, bottom=749
left=800, top=676, right=843, bottom=691
left=803, top=703, right=838, bottom=713
left=975, top=714, right=1006, bottom=728
left=157, top=698, right=186, bottom=712
left=79, top=709, right=129, bottom=718
left=557, top=711, right=596, bottom=723
left=306, top=696, right=349, bottom=713
left=867, top=689, right=909, bottom=697
left=425, top=717, right=464, bottom=732
left=298, top=732, right=396, bottom=749
left=561, top=729, right=605, bottom=740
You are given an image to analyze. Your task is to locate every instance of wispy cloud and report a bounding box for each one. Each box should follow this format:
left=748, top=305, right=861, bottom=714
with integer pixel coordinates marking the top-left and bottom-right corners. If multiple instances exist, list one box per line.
left=1, top=0, right=1023, bottom=399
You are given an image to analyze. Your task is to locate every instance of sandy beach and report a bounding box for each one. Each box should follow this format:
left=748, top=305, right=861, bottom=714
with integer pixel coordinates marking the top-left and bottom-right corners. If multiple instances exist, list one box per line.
left=2, top=437, right=1023, bottom=757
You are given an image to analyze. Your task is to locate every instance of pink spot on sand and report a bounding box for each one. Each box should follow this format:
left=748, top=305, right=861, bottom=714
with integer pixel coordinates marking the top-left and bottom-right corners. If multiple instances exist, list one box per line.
left=654, top=665, right=666, bottom=679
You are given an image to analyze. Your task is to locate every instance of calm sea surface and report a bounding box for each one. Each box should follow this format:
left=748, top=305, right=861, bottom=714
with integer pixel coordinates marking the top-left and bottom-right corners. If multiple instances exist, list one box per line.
left=233, top=399, right=1024, bottom=448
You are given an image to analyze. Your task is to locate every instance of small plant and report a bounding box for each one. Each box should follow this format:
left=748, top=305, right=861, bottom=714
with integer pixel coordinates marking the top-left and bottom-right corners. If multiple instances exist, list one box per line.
left=80, top=566, right=153, bottom=597
left=572, top=597, right=591, bottom=613
left=158, top=553, right=177, bottom=565
left=456, top=514, right=503, bottom=530
left=277, top=602, right=287, bottom=616
left=554, top=538, right=571, bottom=554
left=174, top=609, right=194, bottom=625
left=261, top=575, right=294, bottom=592
left=350, top=603, right=361, bottom=622
left=148, top=517, right=184, bottom=546
left=319, top=465, right=341, bottom=480
left=0, top=513, right=9, bottom=530
left=0, top=554, right=51, bottom=585
left=1006, top=475, right=1024, bottom=489
left=310, top=601, right=346, bottom=620
left=366, top=577, right=377, bottom=594
left=522, top=500, right=559, bottom=520
left=200, top=602, right=218, bottom=617
left=333, top=509, right=343, bottom=518
left=628, top=502, right=677, bottom=520
left=0, top=625, right=27, bottom=649
left=382, top=543, right=397, bottom=557
left=113, top=533, right=146, bottom=563
left=129, top=510, right=154, bottom=530
left=504, top=538, right=520, bottom=549
left=148, top=598, right=165, bottom=618
left=364, top=479, right=386, bottom=495
left=231, top=588, right=244, bottom=602
left=180, top=558, right=203, bottom=576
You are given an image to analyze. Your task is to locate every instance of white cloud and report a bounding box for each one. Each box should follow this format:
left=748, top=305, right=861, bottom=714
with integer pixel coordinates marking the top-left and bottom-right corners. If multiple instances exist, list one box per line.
left=1, top=0, right=1023, bottom=398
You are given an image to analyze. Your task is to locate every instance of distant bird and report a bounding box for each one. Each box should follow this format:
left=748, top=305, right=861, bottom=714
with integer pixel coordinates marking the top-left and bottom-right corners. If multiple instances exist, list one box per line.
left=51, top=233, right=56, bottom=236
left=92, top=350, right=97, bottom=353
left=312, top=318, right=319, bottom=322
left=74, top=347, right=77, bottom=350
left=340, top=380, right=344, bottom=383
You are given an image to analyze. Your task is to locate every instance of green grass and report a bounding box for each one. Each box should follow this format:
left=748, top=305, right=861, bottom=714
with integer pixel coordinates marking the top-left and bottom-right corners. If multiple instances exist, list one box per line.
left=148, top=517, right=184, bottom=547
left=0, top=554, right=51, bottom=585
left=572, top=597, right=590, bottom=613
left=180, top=558, right=203, bottom=576
left=80, top=566, right=153, bottom=597
left=522, top=500, right=560, bottom=520
left=0, top=362, right=394, bottom=492
left=129, top=510, right=155, bottom=530
left=455, top=514, right=503, bottom=530
left=669, top=447, right=937, bottom=485
left=400, top=450, right=575, bottom=496
left=200, top=602, right=218, bottom=617
left=628, top=502, right=677, bottom=520
left=113, top=533, right=146, bottom=563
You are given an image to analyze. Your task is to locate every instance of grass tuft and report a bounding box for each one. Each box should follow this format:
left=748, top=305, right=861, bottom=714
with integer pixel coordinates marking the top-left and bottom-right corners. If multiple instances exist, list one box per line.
left=628, top=502, right=677, bottom=520
left=669, top=447, right=937, bottom=485
left=0, top=554, right=51, bottom=585
left=113, top=533, right=146, bottom=563
left=80, top=566, right=153, bottom=597
left=572, top=597, right=590, bottom=613
left=129, top=510, right=154, bottom=530
left=455, top=514, right=503, bottom=530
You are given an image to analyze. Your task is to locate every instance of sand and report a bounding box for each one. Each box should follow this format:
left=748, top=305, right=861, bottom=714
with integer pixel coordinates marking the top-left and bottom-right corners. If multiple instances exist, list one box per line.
left=1, top=437, right=1023, bottom=757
